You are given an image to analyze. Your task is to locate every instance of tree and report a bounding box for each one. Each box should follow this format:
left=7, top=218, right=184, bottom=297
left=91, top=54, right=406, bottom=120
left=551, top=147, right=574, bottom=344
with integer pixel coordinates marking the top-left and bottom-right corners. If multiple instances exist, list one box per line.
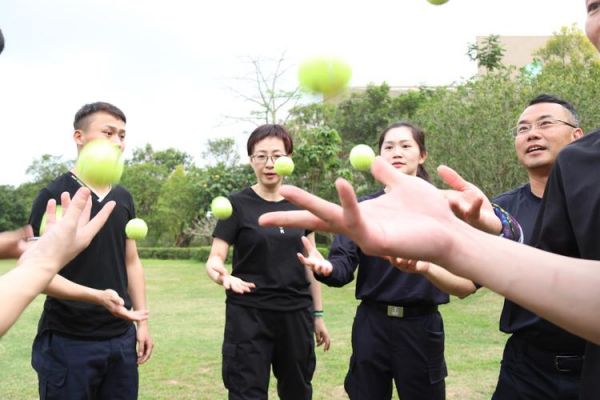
left=130, top=144, right=194, bottom=171
left=149, top=165, right=202, bottom=246
left=228, top=52, right=303, bottom=125
left=0, top=185, right=29, bottom=230
left=467, top=34, right=506, bottom=72
left=201, top=137, right=240, bottom=166
left=26, top=154, right=73, bottom=185
left=534, top=24, right=599, bottom=67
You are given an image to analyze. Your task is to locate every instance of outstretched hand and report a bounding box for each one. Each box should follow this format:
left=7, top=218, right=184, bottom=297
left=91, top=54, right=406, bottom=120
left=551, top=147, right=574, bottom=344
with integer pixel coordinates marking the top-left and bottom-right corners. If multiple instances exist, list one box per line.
left=437, top=165, right=501, bottom=234
left=0, top=225, right=33, bottom=259
left=259, top=157, right=460, bottom=264
left=297, top=236, right=333, bottom=276
left=18, top=188, right=115, bottom=271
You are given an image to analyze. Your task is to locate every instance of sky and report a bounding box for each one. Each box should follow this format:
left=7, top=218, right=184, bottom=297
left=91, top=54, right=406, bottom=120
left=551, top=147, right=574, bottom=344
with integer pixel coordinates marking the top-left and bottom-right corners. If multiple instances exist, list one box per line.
left=0, top=0, right=587, bottom=186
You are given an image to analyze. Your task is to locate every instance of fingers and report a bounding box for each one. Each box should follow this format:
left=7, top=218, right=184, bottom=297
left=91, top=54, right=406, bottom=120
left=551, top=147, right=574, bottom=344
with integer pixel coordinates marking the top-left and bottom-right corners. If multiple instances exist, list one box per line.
left=80, top=201, right=116, bottom=244
left=335, top=178, right=362, bottom=231
left=278, top=185, right=344, bottom=229
left=370, top=156, right=404, bottom=188
left=224, top=276, right=256, bottom=294
left=437, top=165, right=469, bottom=191
left=259, top=210, right=333, bottom=232
left=301, top=235, right=315, bottom=254
left=44, top=198, right=58, bottom=230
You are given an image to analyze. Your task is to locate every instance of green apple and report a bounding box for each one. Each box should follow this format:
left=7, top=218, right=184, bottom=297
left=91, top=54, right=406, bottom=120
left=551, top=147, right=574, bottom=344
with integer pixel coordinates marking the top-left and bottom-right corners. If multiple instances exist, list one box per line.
left=125, top=218, right=148, bottom=240
left=39, top=205, right=63, bottom=235
left=427, top=0, right=449, bottom=5
left=211, top=196, right=233, bottom=220
left=76, top=139, right=125, bottom=187
left=274, top=156, right=295, bottom=176
left=298, top=56, right=352, bottom=96
left=349, top=144, right=375, bottom=171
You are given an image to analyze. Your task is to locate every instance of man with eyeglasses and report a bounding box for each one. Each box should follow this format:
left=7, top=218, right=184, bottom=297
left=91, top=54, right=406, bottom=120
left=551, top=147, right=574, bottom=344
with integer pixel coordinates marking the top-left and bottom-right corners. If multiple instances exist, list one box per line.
left=490, top=94, right=584, bottom=400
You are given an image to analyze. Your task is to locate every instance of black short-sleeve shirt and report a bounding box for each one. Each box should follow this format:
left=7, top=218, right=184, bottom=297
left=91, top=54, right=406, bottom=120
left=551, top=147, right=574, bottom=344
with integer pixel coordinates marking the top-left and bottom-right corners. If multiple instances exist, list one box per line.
left=212, top=187, right=312, bottom=311
left=29, top=172, right=135, bottom=338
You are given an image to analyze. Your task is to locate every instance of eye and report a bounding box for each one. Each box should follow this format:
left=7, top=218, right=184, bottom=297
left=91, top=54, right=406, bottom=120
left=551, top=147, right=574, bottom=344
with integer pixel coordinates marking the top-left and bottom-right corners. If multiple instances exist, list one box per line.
left=256, top=155, right=267, bottom=162
left=383, top=146, right=393, bottom=151
left=517, top=125, right=530, bottom=133
left=538, top=120, right=554, bottom=128
left=588, top=1, right=600, bottom=13
left=402, top=144, right=412, bottom=149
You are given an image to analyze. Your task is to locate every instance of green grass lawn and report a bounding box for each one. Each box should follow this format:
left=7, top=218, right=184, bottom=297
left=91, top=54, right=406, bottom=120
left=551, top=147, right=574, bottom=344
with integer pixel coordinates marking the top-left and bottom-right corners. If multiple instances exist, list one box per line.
left=0, top=259, right=506, bottom=399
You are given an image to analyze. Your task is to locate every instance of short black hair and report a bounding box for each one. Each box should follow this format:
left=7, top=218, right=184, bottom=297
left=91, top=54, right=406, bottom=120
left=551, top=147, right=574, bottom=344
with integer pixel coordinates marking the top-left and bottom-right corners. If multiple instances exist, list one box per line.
left=528, top=94, right=579, bottom=127
left=73, top=102, right=126, bottom=130
left=0, top=28, right=5, bottom=55
left=246, top=124, right=293, bottom=156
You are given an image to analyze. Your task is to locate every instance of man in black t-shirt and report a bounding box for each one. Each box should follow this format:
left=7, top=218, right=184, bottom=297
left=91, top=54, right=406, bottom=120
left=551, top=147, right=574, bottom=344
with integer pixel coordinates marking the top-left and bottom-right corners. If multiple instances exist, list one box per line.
left=491, top=94, right=584, bottom=400
left=29, top=102, right=152, bottom=399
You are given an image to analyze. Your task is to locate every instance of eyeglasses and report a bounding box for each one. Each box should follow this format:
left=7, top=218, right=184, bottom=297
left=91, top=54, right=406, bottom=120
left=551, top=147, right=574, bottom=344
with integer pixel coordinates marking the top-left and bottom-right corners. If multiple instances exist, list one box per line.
left=250, top=153, right=287, bottom=164
left=511, top=119, right=578, bottom=137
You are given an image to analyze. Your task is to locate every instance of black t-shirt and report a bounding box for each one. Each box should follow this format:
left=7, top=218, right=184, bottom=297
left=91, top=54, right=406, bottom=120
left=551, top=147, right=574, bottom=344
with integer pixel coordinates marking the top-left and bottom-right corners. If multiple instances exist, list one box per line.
left=316, top=190, right=449, bottom=306
left=29, top=172, right=134, bottom=338
left=531, top=129, right=600, bottom=398
left=493, top=185, right=585, bottom=352
left=212, top=187, right=312, bottom=311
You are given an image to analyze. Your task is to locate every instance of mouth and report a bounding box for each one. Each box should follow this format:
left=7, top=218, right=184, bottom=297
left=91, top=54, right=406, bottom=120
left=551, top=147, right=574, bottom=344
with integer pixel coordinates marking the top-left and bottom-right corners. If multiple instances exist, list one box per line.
left=391, top=162, right=405, bottom=168
left=526, top=145, right=546, bottom=154
left=264, top=172, right=278, bottom=178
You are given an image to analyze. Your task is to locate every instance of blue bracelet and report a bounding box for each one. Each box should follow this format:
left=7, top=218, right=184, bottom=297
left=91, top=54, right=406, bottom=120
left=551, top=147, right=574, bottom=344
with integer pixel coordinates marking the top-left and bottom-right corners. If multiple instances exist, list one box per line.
left=492, top=203, right=523, bottom=243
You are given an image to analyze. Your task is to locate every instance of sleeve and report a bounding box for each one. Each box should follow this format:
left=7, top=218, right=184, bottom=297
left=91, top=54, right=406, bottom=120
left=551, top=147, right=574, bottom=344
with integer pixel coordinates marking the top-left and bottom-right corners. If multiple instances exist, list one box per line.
left=28, top=188, right=53, bottom=236
left=212, top=195, right=240, bottom=245
left=315, top=233, right=360, bottom=287
left=530, top=159, right=579, bottom=257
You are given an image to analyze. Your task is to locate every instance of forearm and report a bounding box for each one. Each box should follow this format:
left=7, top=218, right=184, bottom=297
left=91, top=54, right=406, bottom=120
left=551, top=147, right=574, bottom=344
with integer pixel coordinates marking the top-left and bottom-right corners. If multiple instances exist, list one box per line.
left=422, top=263, right=477, bottom=299
left=442, top=221, right=600, bottom=344
left=0, top=262, right=56, bottom=336
left=43, top=274, right=104, bottom=303
left=306, top=269, right=324, bottom=311
left=127, top=262, right=148, bottom=311
left=206, top=255, right=228, bottom=285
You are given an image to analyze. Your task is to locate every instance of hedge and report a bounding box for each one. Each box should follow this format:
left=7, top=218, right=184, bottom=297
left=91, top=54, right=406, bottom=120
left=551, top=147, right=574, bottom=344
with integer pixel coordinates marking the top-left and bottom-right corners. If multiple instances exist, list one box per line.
left=138, top=246, right=331, bottom=262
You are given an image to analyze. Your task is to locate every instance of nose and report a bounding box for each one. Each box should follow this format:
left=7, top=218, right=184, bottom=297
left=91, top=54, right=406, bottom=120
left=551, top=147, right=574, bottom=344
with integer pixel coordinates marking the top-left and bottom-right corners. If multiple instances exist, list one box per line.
left=265, top=156, right=275, bottom=166
left=110, top=136, right=125, bottom=150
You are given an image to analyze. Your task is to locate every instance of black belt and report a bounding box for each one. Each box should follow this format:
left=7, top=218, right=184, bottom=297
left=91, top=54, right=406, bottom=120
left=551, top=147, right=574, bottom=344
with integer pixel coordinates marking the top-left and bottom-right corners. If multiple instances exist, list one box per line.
left=362, top=300, right=438, bottom=318
left=510, top=334, right=584, bottom=374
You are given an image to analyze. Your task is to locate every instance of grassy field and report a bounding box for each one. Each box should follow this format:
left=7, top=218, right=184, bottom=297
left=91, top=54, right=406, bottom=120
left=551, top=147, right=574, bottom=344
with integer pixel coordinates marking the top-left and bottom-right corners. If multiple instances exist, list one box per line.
left=0, top=259, right=506, bottom=399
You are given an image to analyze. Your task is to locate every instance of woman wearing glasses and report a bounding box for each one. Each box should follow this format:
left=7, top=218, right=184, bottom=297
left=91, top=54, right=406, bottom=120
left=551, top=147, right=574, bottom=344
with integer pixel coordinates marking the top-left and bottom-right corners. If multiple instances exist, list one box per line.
left=206, top=124, right=330, bottom=400
left=297, top=121, right=476, bottom=400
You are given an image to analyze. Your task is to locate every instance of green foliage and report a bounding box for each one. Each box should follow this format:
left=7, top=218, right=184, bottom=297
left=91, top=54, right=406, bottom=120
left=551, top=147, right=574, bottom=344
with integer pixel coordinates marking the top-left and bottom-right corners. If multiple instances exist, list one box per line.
left=467, top=34, right=506, bottom=72
left=0, top=185, right=29, bottom=230
left=130, top=144, right=194, bottom=171
left=120, top=162, right=167, bottom=218
left=149, top=165, right=204, bottom=246
left=201, top=137, right=240, bottom=166
left=413, top=70, right=529, bottom=197
left=25, top=154, right=73, bottom=185
left=534, top=24, right=599, bottom=67
left=137, top=246, right=231, bottom=263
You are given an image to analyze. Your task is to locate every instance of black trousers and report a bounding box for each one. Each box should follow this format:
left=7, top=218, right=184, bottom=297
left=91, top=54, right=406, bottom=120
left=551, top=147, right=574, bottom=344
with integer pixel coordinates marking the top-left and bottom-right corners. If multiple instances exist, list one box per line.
left=221, top=303, right=315, bottom=400
left=492, top=334, right=583, bottom=400
left=344, top=301, right=447, bottom=400
left=31, top=326, right=138, bottom=400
